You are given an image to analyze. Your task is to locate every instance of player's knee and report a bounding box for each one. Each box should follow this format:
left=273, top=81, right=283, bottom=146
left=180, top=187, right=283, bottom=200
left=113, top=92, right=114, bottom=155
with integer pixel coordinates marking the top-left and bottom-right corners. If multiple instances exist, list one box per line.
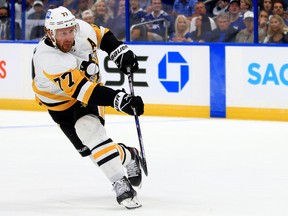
left=75, top=115, right=108, bottom=149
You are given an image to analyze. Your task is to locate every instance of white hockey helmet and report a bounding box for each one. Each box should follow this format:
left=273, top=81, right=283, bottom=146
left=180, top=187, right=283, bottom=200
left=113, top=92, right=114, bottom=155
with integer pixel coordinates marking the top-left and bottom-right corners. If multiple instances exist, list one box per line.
left=45, top=6, right=77, bottom=41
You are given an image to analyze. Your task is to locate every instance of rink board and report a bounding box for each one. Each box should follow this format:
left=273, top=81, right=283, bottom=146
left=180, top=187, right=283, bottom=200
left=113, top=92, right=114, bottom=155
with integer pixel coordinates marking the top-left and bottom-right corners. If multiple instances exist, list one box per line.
left=0, top=42, right=288, bottom=120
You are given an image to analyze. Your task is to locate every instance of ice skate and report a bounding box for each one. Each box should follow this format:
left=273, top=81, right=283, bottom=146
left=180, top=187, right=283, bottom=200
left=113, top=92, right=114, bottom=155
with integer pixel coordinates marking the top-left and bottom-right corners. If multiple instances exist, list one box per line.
left=126, top=147, right=142, bottom=187
left=113, top=176, right=142, bottom=209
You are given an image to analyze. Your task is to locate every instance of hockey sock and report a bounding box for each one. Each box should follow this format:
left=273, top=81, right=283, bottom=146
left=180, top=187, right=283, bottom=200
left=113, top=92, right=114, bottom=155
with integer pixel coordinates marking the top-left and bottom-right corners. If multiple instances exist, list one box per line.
left=90, top=139, right=125, bottom=183
left=116, top=143, right=132, bottom=167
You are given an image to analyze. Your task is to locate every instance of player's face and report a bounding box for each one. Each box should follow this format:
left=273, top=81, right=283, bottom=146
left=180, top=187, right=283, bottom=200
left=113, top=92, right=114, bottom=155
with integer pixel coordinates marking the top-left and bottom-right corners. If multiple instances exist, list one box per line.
left=55, top=26, right=76, bottom=53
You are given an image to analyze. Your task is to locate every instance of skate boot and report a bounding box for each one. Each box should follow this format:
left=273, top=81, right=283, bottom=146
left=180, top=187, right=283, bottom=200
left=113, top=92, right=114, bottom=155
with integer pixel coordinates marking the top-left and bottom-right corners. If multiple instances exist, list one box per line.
left=126, top=147, right=142, bottom=187
left=113, top=176, right=142, bottom=209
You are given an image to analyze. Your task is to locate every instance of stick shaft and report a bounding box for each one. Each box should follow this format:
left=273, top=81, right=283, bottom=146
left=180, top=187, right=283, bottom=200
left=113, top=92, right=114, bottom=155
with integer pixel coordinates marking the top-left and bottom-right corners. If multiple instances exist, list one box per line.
left=127, top=68, right=148, bottom=176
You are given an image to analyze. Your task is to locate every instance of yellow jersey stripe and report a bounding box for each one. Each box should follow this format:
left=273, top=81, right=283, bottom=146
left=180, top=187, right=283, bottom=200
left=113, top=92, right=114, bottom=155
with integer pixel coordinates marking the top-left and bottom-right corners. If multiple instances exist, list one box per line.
left=35, top=95, right=77, bottom=111
left=32, top=81, right=71, bottom=101
left=77, top=81, right=93, bottom=102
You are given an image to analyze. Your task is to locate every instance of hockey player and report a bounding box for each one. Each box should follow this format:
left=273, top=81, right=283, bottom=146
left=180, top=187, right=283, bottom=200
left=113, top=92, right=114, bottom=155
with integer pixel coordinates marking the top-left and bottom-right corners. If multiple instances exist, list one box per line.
left=32, top=6, right=144, bottom=209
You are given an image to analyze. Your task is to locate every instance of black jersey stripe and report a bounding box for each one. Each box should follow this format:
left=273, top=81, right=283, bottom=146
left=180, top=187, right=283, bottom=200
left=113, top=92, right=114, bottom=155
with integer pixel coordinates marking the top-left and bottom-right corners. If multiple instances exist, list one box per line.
left=71, top=78, right=88, bottom=99
left=39, top=99, right=70, bottom=107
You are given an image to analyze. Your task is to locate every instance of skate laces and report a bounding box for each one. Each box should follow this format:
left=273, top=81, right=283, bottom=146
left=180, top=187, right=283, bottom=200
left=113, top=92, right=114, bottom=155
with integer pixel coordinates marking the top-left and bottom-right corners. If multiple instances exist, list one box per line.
left=113, top=178, right=131, bottom=196
left=127, top=160, right=139, bottom=178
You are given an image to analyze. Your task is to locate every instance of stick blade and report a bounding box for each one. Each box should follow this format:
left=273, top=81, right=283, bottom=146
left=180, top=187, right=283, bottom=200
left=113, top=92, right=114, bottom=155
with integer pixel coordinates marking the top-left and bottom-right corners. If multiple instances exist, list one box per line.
left=139, top=155, right=148, bottom=176
left=143, top=161, right=148, bottom=176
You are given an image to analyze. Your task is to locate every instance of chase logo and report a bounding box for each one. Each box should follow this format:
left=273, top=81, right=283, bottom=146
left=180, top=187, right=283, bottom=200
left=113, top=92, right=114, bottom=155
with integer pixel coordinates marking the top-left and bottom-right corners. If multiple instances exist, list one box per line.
left=158, top=52, right=189, bottom=93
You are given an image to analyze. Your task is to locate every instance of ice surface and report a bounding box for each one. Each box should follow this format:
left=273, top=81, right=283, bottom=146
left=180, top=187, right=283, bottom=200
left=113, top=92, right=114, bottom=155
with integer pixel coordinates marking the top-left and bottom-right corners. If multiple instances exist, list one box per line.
left=0, top=110, right=288, bottom=216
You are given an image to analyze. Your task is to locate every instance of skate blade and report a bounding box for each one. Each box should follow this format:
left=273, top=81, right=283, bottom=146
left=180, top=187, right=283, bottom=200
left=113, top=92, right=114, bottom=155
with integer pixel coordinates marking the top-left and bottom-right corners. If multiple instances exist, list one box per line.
left=121, top=196, right=142, bottom=209
left=137, top=182, right=142, bottom=189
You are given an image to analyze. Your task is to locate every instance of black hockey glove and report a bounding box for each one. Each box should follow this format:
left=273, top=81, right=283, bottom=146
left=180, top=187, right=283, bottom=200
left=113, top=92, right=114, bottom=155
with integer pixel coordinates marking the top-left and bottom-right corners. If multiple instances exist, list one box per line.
left=113, top=91, right=144, bottom=116
left=110, top=44, right=139, bottom=75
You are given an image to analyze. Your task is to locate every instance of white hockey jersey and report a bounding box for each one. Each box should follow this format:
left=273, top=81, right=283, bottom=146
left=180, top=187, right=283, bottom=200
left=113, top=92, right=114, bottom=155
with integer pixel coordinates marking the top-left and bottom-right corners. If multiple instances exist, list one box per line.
left=32, top=19, right=110, bottom=111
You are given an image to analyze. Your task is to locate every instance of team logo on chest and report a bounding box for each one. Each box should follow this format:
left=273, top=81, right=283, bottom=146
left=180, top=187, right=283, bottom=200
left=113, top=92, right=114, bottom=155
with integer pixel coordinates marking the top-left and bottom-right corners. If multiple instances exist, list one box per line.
left=80, top=52, right=99, bottom=82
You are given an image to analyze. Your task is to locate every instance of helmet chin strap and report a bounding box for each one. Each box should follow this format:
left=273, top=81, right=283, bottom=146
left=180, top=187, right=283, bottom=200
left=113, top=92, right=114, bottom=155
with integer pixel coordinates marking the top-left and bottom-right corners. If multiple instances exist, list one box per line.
left=47, top=29, right=58, bottom=48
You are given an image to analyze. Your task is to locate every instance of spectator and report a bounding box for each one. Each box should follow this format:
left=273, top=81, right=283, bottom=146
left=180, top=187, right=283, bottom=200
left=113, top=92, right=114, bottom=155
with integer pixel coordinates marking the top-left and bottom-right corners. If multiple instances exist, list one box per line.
left=74, top=0, right=90, bottom=19
left=27, top=1, right=46, bottom=20
left=235, top=11, right=255, bottom=42
left=42, top=0, right=64, bottom=11
left=106, top=0, right=118, bottom=19
left=169, top=14, right=192, bottom=41
left=284, top=10, right=288, bottom=25
left=0, top=2, right=21, bottom=40
left=228, top=0, right=245, bottom=31
left=12, top=0, right=32, bottom=20
left=140, top=0, right=153, bottom=13
left=212, top=0, right=229, bottom=17
left=46, top=4, right=57, bottom=10
left=130, top=0, right=147, bottom=25
left=130, top=0, right=148, bottom=41
left=272, top=0, right=288, bottom=26
left=163, top=0, right=175, bottom=14
left=107, top=0, right=126, bottom=41
left=259, top=0, right=272, bottom=15
left=81, top=9, right=94, bottom=24
left=91, top=0, right=110, bottom=27
left=239, top=0, right=252, bottom=17
left=28, top=1, right=46, bottom=40
left=190, top=2, right=217, bottom=32
left=191, top=1, right=209, bottom=18
left=63, top=0, right=78, bottom=15
left=172, top=0, right=197, bottom=21
left=263, top=14, right=288, bottom=43
left=191, top=14, right=212, bottom=42
left=131, top=24, right=148, bottom=41
left=143, top=0, right=173, bottom=41
left=258, top=9, right=269, bottom=39
left=204, top=0, right=218, bottom=16
left=25, top=0, right=37, bottom=18
left=30, top=25, right=45, bottom=40
left=208, top=12, right=239, bottom=42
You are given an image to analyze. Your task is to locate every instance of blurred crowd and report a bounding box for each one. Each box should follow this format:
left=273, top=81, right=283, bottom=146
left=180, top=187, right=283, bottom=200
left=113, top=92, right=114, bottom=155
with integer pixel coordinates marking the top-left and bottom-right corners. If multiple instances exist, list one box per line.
left=0, top=0, right=287, bottom=43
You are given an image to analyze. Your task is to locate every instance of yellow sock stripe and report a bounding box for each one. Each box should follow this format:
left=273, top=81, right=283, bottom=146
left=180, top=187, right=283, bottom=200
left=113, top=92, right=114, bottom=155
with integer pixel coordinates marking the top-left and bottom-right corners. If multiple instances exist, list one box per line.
left=116, top=144, right=124, bottom=162
left=93, top=144, right=116, bottom=160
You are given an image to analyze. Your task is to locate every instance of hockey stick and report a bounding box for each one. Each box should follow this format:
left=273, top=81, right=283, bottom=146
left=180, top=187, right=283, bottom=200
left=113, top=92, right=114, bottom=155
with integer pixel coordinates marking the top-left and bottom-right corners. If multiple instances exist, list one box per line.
left=126, top=67, right=148, bottom=176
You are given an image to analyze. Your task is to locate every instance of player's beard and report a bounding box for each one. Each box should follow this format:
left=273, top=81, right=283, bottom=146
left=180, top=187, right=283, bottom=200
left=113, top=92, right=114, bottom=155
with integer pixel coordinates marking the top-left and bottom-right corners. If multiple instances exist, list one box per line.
left=59, top=41, right=74, bottom=53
